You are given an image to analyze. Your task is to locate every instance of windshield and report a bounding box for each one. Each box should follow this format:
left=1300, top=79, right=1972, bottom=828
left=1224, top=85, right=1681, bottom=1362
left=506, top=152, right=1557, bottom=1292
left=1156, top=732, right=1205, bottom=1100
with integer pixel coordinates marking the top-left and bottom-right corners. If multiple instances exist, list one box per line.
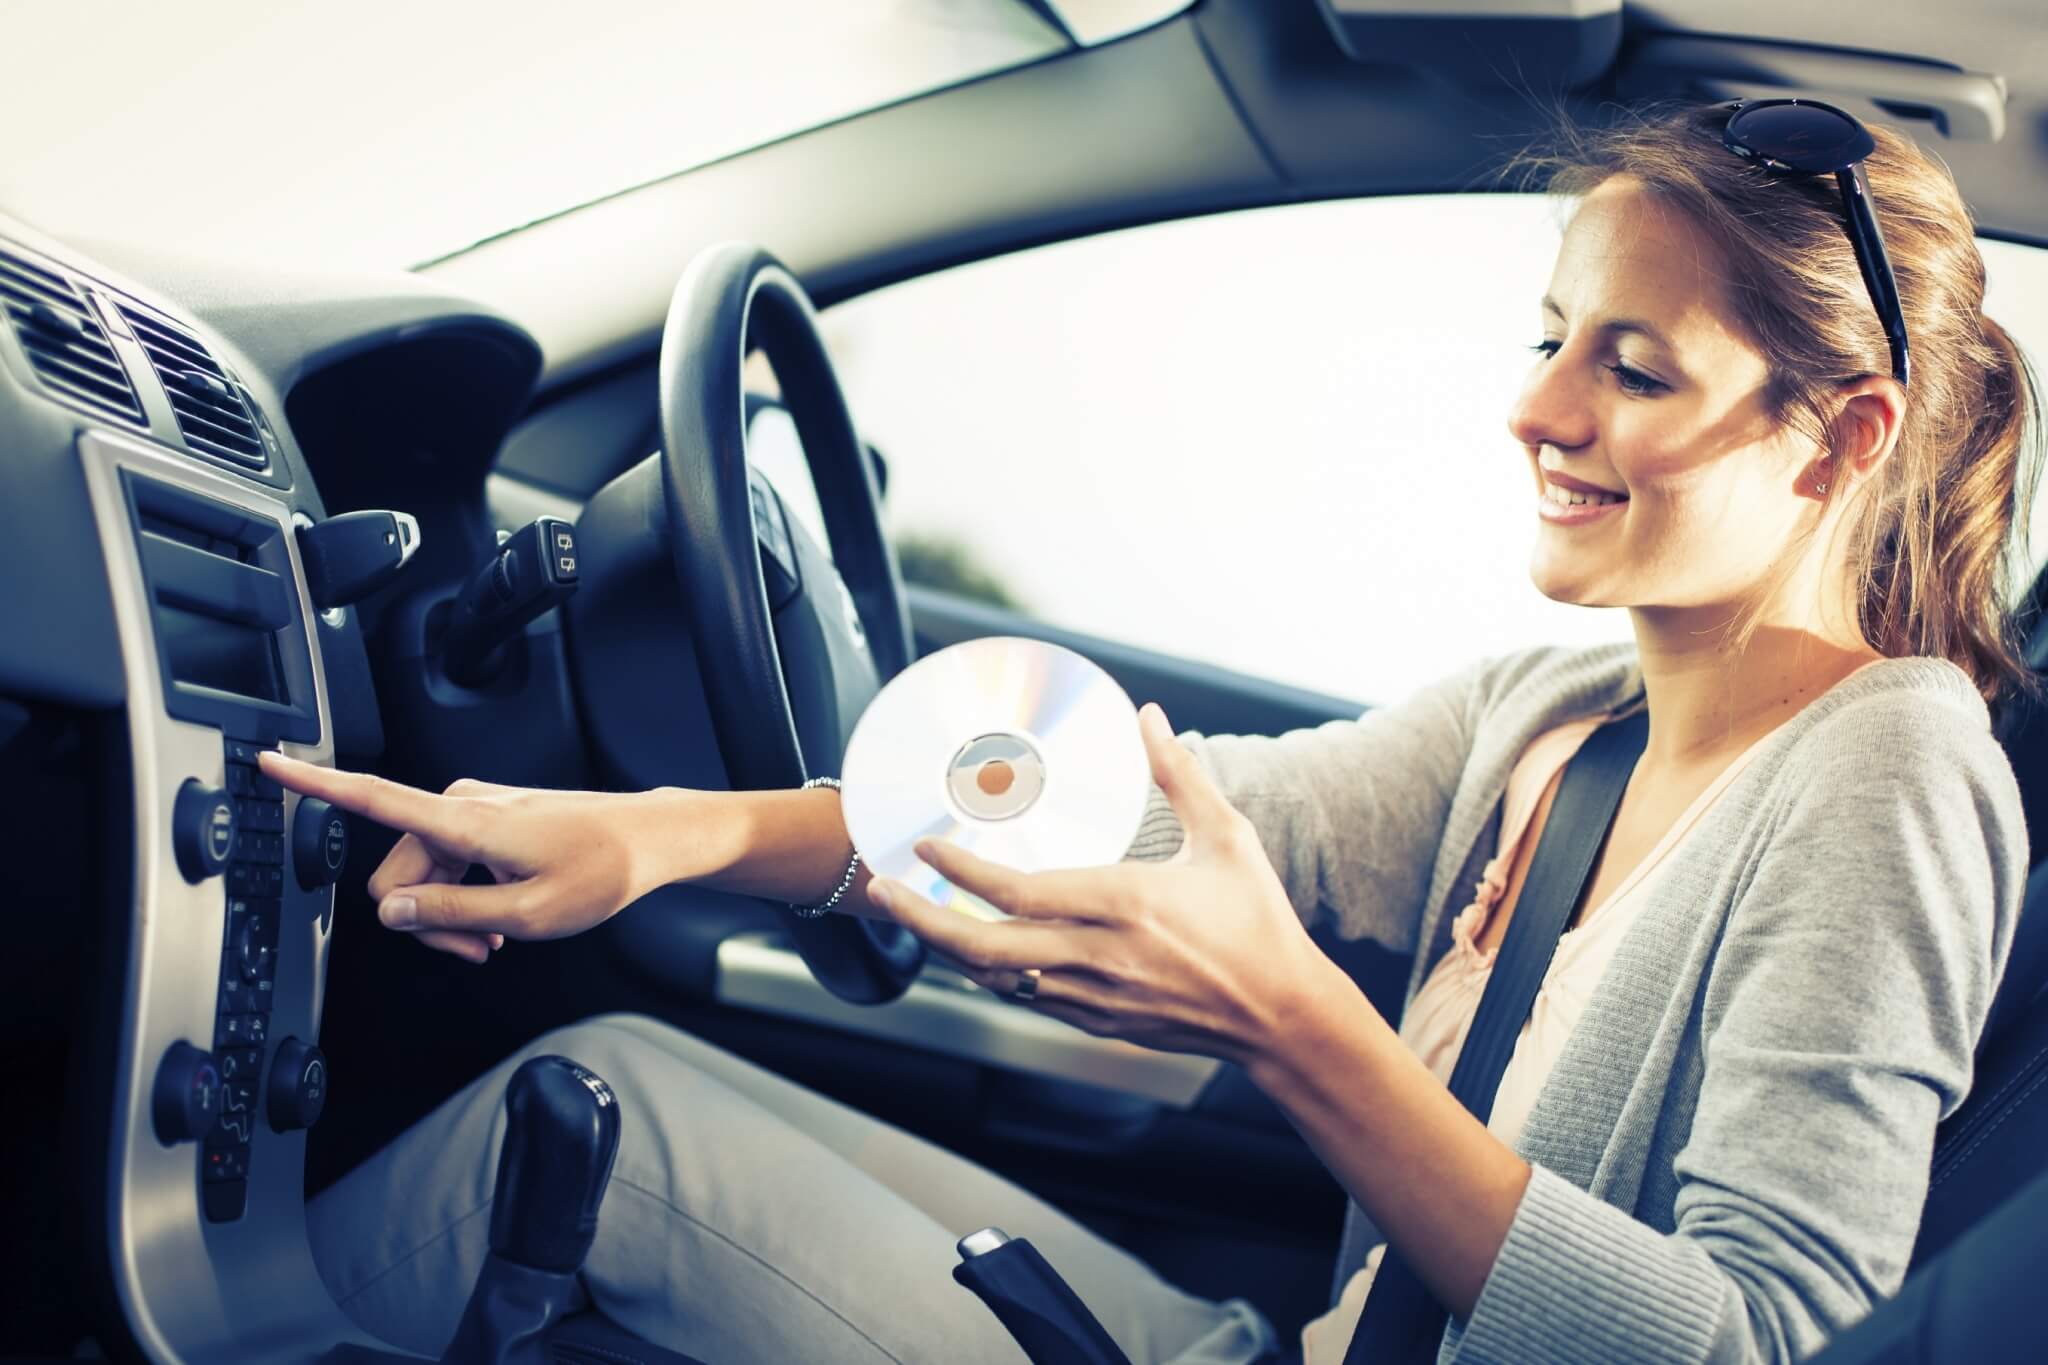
left=0, top=0, right=1070, bottom=272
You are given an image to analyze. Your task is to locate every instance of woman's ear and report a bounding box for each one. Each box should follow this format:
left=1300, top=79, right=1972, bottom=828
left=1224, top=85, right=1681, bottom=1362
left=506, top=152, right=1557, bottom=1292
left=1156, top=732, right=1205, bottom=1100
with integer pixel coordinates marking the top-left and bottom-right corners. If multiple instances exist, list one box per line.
left=1827, top=377, right=1907, bottom=482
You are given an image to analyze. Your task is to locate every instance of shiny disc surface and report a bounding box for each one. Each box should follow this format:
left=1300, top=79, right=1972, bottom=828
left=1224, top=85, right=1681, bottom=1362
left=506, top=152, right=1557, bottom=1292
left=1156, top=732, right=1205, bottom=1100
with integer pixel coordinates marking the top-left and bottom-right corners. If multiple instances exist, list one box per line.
left=840, top=636, right=1151, bottom=921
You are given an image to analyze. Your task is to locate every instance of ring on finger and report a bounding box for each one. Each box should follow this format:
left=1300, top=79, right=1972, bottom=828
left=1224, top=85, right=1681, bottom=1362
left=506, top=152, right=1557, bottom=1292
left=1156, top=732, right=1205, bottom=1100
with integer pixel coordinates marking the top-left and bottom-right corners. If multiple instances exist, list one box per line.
left=1009, top=967, right=1042, bottom=1003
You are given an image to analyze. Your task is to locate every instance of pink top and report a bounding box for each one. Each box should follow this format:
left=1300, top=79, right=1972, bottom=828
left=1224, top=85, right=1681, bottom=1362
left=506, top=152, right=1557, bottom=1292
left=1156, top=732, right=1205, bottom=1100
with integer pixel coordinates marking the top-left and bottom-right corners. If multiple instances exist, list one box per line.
left=1298, top=708, right=1780, bottom=1363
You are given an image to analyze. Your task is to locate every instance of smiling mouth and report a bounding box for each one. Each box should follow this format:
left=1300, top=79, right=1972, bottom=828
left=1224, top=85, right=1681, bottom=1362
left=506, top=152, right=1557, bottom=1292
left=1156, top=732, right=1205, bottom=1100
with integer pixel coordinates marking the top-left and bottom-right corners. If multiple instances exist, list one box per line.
left=1540, top=481, right=1627, bottom=509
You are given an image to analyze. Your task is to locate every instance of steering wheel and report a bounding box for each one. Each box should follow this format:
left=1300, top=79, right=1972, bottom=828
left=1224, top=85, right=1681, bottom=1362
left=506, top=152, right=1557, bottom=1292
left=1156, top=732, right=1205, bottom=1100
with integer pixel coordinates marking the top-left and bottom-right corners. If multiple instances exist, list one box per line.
left=652, top=243, right=925, bottom=1004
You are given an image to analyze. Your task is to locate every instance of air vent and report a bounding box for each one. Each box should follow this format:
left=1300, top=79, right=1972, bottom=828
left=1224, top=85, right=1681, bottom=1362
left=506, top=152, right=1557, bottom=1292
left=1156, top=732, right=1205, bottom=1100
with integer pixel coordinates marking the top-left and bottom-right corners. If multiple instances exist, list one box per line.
left=0, top=246, right=146, bottom=427
left=116, top=300, right=268, bottom=469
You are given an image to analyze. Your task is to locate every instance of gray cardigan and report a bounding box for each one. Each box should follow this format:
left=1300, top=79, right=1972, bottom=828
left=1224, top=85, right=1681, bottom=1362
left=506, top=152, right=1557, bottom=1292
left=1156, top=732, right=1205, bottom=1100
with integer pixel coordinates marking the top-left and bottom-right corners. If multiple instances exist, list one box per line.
left=1123, top=644, right=2026, bottom=1364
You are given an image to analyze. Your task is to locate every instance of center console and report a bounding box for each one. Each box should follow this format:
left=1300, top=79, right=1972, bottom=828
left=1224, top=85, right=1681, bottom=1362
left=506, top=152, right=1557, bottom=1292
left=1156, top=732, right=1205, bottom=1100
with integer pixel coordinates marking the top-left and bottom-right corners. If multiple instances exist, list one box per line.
left=77, top=426, right=390, bottom=1362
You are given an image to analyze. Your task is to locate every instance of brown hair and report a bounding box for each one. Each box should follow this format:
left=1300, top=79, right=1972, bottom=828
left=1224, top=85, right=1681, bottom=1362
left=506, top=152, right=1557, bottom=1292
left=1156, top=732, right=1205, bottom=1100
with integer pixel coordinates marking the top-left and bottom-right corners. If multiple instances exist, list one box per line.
left=1514, top=103, right=2045, bottom=702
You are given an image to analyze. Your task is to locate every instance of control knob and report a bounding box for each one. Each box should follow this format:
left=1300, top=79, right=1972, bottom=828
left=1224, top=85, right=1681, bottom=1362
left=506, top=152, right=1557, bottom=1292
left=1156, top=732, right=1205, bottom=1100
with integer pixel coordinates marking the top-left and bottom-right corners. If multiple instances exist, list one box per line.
left=268, top=1037, right=328, bottom=1132
left=172, top=780, right=236, bottom=883
left=152, top=1041, right=221, bottom=1146
left=292, top=796, right=349, bottom=890
left=234, top=906, right=274, bottom=982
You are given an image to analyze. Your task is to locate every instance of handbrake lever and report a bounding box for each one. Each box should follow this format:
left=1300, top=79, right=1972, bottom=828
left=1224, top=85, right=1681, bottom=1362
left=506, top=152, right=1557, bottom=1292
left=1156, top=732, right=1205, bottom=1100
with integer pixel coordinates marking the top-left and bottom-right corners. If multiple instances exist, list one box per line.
left=954, top=1228, right=1134, bottom=1365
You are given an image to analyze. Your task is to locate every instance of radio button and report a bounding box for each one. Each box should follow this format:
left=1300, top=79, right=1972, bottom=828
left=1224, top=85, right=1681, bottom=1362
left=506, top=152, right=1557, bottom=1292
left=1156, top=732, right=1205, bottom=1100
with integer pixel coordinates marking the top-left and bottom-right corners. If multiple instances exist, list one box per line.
left=202, top=1141, right=248, bottom=1183
left=235, top=914, right=275, bottom=982
left=268, top=1037, right=328, bottom=1132
left=293, top=798, right=349, bottom=890
left=173, top=781, right=237, bottom=883
left=151, top=1041, right=221, bottom=1146
left=202, top=1178, right=248, bottom=1223
left=218, top=965, right=253, bottom=1013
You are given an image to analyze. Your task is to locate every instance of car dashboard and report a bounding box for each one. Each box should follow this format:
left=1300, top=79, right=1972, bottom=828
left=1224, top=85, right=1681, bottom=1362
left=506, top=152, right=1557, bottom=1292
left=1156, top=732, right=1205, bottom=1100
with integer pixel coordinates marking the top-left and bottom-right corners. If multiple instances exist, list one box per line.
left=0, top=209, right=541, bottom=1363
left=0, top=199, right=1332, bottom=1363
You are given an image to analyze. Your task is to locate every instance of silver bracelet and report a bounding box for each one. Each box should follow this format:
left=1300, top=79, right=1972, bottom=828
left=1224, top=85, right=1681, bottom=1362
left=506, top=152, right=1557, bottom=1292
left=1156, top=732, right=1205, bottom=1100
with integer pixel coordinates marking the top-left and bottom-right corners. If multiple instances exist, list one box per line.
left=791, top=776, right=862, bottom=919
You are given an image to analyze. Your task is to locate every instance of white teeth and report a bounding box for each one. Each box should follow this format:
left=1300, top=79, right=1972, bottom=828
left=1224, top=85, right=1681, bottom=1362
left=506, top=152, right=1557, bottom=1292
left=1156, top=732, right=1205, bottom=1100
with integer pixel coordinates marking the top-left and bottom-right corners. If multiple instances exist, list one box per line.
left=1543, top=482, right=1624, bottom=507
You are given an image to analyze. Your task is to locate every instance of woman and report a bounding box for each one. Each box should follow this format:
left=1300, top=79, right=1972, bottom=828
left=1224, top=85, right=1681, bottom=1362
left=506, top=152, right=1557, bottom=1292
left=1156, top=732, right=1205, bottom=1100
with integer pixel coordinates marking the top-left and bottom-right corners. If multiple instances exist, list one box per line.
left=275, top=103, right=2039, bottom=1364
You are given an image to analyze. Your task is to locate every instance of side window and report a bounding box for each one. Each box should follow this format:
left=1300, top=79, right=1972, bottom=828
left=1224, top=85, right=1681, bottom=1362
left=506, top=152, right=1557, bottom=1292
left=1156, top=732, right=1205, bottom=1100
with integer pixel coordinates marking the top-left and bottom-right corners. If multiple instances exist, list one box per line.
left=826, top=199, right=2048, bottom=705
left=824, top=195, right=1629, bottom=704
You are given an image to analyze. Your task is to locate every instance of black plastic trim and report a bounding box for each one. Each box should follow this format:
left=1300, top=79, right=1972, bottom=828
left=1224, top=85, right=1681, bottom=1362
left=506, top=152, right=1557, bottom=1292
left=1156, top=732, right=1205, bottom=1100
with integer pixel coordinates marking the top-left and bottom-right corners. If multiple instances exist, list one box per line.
left=136, top=533, right=292, bottom=631
left=120, top=472, right=320, bottom=746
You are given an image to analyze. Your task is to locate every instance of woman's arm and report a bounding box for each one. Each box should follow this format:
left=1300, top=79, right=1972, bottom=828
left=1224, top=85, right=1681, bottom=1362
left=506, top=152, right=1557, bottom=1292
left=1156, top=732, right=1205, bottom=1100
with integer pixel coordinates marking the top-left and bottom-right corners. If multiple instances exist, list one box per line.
left=881, top=699, right=1535, bottom=1316
left=1435, top=690, right=2023, bottom=1365
left=1245, top=975, right=1533, bottom=1319
left=254, top=759, right=895, bottom=961
left=681, top=783, right=892, bottom=918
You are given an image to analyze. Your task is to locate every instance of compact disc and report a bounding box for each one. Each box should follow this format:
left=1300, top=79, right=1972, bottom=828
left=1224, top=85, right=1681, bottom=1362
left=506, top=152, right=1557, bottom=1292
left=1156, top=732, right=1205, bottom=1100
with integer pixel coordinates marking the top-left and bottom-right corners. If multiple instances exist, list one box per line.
left=840, top=636, right=1151, bottom=921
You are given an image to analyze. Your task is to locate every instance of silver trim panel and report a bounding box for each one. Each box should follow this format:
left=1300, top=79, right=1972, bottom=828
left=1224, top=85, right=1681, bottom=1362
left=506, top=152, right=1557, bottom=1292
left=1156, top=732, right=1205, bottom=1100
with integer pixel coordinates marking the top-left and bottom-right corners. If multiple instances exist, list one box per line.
left=713, top=931, right=1220, bottom=1108
left=78, top=428, right=387, bottom=1362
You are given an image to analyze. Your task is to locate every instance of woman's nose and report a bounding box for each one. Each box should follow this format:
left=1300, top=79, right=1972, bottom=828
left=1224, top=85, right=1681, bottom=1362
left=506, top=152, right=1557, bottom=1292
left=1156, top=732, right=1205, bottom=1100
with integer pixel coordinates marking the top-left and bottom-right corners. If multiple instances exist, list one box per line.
left=1507, top=345, right=1597, bottom=453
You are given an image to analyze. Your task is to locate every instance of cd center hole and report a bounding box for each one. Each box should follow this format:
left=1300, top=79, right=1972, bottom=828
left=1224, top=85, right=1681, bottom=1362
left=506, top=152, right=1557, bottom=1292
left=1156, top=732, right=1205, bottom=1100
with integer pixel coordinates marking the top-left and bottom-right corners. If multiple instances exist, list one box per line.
left=976, top=760, right=1015, bottom=797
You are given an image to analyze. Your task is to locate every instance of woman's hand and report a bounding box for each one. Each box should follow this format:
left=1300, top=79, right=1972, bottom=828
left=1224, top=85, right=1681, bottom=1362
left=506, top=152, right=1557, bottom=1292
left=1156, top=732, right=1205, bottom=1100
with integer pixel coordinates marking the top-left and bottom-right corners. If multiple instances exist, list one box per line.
left=871, top=705, right=1531, bottom=1321
left=257, top=754, right=691, bottom=963
left=863, top=703, right=1351, bottom=1066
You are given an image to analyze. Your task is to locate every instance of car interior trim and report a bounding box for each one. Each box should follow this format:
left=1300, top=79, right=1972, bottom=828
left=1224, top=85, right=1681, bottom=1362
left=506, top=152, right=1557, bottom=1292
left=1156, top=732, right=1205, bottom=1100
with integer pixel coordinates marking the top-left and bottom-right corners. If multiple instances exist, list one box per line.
left=713, top=930, right=1221, bottom=1108
left=76, top=426, right=379, bottom=1362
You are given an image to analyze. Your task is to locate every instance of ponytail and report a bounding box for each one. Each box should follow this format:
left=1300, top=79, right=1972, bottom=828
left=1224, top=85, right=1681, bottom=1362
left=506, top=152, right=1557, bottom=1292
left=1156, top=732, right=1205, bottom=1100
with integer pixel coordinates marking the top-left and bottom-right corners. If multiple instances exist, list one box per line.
left=1859, top=313, right=2044, bottom=702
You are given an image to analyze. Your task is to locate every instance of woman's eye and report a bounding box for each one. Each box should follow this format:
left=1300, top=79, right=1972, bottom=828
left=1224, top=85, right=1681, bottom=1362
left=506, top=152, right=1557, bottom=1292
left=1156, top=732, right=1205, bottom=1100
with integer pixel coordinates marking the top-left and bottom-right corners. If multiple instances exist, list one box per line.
left=1605, top=361, right=1668, bottom=396
left=1530, top=339, right=1562, bottom=360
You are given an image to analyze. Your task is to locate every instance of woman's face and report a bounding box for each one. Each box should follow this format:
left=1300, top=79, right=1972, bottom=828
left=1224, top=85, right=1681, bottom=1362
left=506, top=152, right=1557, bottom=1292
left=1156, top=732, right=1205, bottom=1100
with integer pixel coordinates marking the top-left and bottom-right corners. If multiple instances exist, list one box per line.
left=1509, top=178, right=1822, bottom=616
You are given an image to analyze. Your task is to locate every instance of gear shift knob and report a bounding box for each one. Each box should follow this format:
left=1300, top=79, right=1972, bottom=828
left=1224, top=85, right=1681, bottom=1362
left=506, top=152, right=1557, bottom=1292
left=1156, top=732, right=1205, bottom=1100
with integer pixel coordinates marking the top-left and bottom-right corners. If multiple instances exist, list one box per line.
left=437, top=1056, right=622, bottom=1365
left=490, top=1056, right=621, bottom=1272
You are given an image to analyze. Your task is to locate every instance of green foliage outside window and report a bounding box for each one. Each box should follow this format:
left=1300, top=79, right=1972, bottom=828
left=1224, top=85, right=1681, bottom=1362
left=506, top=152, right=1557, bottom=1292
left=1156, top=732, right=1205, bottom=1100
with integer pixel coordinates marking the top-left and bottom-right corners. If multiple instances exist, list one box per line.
left=893, top=531, right=1026, bottom=612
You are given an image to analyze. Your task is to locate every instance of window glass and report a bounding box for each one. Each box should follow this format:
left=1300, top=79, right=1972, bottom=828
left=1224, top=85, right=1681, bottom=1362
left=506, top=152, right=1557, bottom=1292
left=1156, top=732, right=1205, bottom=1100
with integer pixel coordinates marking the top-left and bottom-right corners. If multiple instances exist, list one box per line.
left=825, top=197, right=2048, bottom=704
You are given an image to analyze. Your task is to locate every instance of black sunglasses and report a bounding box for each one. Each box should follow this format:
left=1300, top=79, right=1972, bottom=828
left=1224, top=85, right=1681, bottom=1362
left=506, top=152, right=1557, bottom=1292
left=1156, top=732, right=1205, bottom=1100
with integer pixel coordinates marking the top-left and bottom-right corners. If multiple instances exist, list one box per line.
left=1721, top=98, right=1910, bottom=387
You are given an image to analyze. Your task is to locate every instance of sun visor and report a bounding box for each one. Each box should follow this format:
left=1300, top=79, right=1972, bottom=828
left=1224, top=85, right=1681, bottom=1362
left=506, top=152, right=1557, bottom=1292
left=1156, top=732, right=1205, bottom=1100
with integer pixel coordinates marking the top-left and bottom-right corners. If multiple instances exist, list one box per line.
left=1310, top=0, right=1622, bottom=88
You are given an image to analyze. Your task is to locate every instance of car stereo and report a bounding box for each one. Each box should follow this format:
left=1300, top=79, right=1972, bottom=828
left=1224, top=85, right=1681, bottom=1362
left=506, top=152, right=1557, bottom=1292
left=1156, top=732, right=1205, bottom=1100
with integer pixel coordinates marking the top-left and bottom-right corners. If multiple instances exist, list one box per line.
left=76, top=426, right=388, bottom=1362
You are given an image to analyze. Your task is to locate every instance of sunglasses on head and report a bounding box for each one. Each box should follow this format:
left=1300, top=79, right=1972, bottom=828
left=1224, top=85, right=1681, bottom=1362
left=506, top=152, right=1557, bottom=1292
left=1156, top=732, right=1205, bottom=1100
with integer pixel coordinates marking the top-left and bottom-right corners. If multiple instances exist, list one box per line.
left=1721, top=98, right=1911, bottom=387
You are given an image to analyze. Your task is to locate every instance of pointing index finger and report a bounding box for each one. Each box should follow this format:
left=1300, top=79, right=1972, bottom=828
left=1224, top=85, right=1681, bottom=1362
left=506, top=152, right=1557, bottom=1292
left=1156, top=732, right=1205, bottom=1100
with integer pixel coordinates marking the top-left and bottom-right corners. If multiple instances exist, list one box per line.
left=259, top=752, right=478, bottom=853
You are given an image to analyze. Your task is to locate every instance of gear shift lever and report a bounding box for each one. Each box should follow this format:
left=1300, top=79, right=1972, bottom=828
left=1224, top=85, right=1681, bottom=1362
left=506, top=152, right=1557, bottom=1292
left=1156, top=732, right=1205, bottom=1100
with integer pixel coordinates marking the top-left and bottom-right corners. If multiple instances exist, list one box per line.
left=440, top=1056, right=621, bottom=1365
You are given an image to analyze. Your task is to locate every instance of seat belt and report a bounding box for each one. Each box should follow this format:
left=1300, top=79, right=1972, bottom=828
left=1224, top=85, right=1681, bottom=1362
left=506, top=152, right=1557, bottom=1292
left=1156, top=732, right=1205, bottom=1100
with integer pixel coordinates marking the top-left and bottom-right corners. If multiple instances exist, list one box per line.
left=1341, top=706, right=1650, bottom=1364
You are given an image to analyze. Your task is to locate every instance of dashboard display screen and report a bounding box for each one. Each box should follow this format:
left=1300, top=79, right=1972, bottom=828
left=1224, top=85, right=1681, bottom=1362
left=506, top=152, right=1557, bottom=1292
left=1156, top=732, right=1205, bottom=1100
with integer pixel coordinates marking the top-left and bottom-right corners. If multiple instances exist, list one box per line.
left=155, top=602, right=287, bottom=705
